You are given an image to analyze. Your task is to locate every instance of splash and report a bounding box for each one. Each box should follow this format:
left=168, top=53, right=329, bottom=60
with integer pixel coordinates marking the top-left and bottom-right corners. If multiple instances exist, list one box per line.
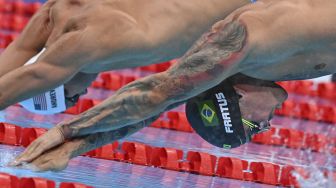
left=294, top=165, right=336, bottom=188
left=0, top=151, right=16, bottom=167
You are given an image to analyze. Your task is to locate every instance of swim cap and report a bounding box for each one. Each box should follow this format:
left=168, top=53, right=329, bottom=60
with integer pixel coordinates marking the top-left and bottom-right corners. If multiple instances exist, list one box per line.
left=185, top=77, right=271, bottom=149
left=19, top=49, right=67, bottom=115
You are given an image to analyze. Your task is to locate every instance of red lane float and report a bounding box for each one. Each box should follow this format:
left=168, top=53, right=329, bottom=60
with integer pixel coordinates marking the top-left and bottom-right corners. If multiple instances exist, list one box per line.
left=21, top=128, right=46, bottom=147
left=64, top=99, right=95, bottom=115
left=186, top=151, right=217, bottom=176
left=0, top=172, right=93, bottom=188
left=0, top=1, right=41, bottom=16
left=150, top=147, right=183, bottom=171
left=19, top=177, right=55, bottom=188
left=0, top=116, right=335, bottom=155
left=250, top=162, right=280, bottom=185
left=59, top=182, right=94, bottom=188
left=122, top=142, right=152, bottom=165
left=93, top=142, right=119, bottom=160
left=216, top=157, right=248, bottom=180
left=0, top=173, right=19, bottom=188
left=0, top=123, right=21, bottom=145
left=167, top=112, right=193, bottom=132
left=0, top=123, right=320, bottom=187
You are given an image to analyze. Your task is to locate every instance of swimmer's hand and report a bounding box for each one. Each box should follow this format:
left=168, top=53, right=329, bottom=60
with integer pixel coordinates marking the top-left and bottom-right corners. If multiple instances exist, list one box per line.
left=14, top=141, right=74, bottom=172
left=10, top=120, right=151, bottom=171
left=10, top=126, right=66, bottom=166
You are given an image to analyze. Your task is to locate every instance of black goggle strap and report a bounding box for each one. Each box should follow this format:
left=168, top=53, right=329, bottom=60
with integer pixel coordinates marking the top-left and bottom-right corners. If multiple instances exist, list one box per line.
left=242, top=118, right=270, bottom=135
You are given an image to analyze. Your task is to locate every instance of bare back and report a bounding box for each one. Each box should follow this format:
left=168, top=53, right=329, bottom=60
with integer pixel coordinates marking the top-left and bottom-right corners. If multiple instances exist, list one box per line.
left=237, top=0, right=336, bottom=81
left=66, top=0, right=249, bottom=72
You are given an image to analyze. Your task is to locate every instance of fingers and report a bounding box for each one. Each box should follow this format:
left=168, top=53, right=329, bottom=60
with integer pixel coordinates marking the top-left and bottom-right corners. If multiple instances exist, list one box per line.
left=13, top=153, right=68, bottom=172
left=31, top=158, right=68, bottom=172
left=11, top=127, right=65, bottom=166
left=12, top=140, right=44, bottom=166
left=12, top=141, right=70, bottom=172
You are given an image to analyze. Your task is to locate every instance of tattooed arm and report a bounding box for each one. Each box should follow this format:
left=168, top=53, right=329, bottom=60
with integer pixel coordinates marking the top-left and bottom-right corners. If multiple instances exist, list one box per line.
left=14, top=19, right=251, bottom=165
left=62, top=20, right=249, bottom=137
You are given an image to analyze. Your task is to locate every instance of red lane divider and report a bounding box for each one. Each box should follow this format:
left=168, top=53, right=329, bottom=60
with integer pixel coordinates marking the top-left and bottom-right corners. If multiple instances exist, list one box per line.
left=60, top=182, right=93, bottom=188
left=0, top=31, right=19, bottom=48
left=278, top=80, right=336, bottom=102
left=64, top=99, right=97, bottom=115
left=166, top=112, right=193, bottom=132
left=275, top=99, right=336, bottom=123
left=122, top=142, right=152, bottom=165
left=250, top=162, right=280, bottom=185
left=90, top=71, right=336, bottom=124
left=89, top=142, right=119, bottom=160
left=150, top=112, right=193, bottom=133
left=136, top=61, right=175, bottom=73
left=0, top=123, right=21, bottom=146
left=0, top=173, right=19, bottom=188
left=280, top=166, right=308, bottom=187
left=86, top=141, right=319, bottom=187
left=0, top=172, right=93, bottom=188
left=0, top=121, right=329, bottom=187
left=21, top=128, right=46, bottom=147
left=89, top=141, right=309, bottom=187
left=216, top=157, right=248, bottom=180
left=0, top=13, right=29, bottom=31
left=252, top=127, right=334, bottom=153
left=19, top=177, right=55, bottom=188
left=150, top=147, right=183, bottom=171
left=187, top=151, right=217, bottom=176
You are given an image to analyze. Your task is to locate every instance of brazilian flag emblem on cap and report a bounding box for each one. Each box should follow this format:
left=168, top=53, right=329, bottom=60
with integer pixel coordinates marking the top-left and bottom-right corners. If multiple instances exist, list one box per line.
left=197, top=100, right=219, bottom=127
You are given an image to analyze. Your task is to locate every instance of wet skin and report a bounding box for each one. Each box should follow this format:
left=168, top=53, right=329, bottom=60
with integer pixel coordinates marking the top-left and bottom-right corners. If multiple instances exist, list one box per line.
left=6, top=0, right=336, bottom=171
left=0, top=0, right=249, bottom=108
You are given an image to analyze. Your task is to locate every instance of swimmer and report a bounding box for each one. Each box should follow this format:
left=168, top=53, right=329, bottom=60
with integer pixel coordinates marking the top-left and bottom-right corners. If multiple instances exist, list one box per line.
left=9, top=0, right=336, bottom=171
left=0, top=0, right=248, bottom=113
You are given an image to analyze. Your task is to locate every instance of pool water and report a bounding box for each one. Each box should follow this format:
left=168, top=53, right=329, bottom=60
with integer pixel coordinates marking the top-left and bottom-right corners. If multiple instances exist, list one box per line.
left=1, top=1, right=336, bottom=187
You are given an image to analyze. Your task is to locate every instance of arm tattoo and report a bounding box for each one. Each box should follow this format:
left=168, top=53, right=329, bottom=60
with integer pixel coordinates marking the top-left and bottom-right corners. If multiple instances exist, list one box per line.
left=69, top=115, right=160, bottom=158
left=61, top=20, right=248, bottom=138
left=68, top=101, right=187, bottom=158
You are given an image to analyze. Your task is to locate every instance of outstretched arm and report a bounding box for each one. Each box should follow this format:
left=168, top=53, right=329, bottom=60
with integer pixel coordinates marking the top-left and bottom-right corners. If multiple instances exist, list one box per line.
left=0, top=0, right=55, bottom=77
left=15, top=19, right=251, bottom=165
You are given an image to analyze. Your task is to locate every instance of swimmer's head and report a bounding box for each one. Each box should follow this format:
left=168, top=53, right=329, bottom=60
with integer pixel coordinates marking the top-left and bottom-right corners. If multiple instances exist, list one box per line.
left=64, top=88, right=88, bottom=108
left=64, top=73, right=98, bottom=108
left=185, top=73, right=288, bottom=149
left=19, top=84, right=87, bottom=115
left=20, top=73, right=96, bottom=115
left=230, top=73, right=287, bottom=128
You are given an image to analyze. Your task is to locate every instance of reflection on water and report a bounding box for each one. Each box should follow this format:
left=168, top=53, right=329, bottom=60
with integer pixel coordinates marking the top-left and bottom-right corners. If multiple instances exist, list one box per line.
left=0, top=146, right=17, bottom=167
